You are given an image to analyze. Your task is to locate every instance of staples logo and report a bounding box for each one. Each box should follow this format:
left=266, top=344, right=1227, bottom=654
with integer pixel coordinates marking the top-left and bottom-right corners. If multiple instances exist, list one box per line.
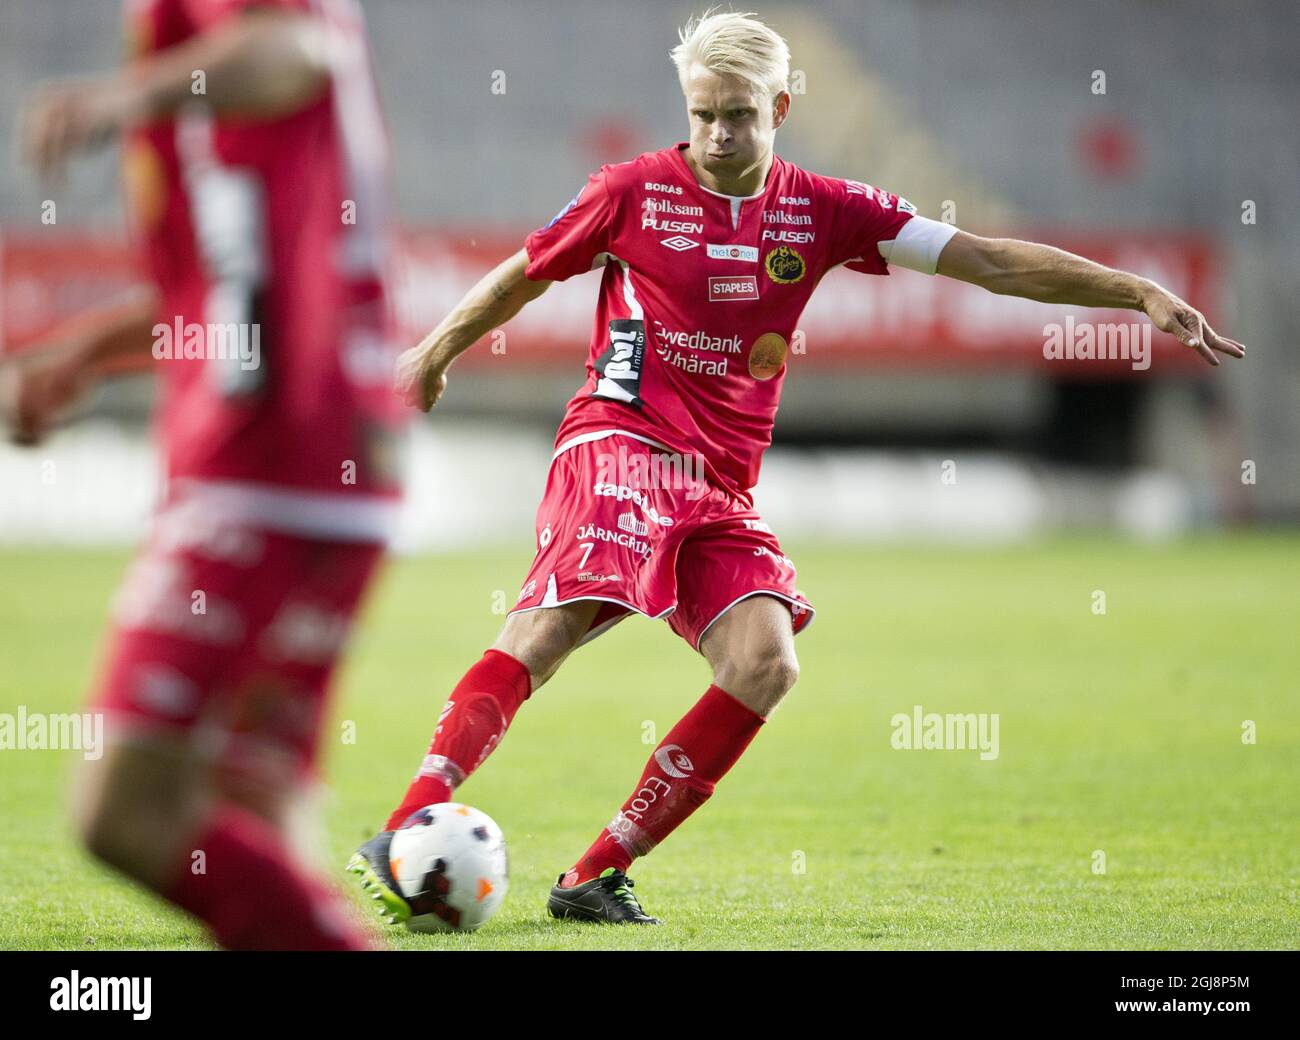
left=706, top=244, right=759, bottom=262
left=708, top=275, right=759, bottom=302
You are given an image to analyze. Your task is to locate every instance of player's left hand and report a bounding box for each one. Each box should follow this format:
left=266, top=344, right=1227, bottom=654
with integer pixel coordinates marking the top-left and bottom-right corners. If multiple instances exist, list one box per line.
left=24, top=78, right=140, bottom=179
left=1141, top=285, right=1246, bottom=367
left=0, top=342, right=95, bottom=446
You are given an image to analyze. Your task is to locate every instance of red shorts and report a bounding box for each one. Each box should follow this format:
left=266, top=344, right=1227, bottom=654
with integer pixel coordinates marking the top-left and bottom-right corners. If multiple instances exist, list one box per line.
left=88, top=501, right=384, bottom=781
left=510, top=434, right=814, bottom=649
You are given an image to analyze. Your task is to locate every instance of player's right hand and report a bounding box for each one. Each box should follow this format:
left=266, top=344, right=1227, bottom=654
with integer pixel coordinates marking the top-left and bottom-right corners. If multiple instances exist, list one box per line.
left=394, top=345, right=449, bottom=412
left=24, top=78, right=138, bottom=179
left=0, top=342, right=94, bottom=446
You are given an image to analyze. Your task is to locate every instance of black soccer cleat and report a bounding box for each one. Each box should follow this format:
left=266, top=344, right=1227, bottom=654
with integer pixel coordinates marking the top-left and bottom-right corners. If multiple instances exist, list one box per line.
left=547, top=867, right=661, bottom=925
left=346, top=831, right=411, bottom=926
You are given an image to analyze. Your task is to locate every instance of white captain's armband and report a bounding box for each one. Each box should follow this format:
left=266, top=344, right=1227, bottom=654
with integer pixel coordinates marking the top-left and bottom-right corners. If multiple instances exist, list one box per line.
left=877, top=215, right=960, bottom=275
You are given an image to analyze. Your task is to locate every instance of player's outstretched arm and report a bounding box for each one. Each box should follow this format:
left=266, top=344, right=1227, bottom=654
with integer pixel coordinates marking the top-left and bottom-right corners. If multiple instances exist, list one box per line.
left=395, top=248, right=552, bottom=412
left=25, top=9, right=333, bottom=178
left=0, top=294, right=159, bottom=446
left=935, top=231, right=1246, bottom=367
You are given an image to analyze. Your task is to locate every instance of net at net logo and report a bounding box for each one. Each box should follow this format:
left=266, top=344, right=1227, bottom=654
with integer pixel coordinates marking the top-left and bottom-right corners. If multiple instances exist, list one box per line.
left=708, top=275, right=759, bottom=301
left=706, top=243, right=759, bottom=262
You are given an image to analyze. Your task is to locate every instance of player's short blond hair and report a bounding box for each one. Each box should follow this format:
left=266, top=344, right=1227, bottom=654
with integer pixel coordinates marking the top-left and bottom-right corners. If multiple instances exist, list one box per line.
left=670, top=9, right=790, bottom=100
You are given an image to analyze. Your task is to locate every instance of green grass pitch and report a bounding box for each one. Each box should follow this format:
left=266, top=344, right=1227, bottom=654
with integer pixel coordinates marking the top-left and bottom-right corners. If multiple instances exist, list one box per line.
left=1, top=535, right=1297, bottom=950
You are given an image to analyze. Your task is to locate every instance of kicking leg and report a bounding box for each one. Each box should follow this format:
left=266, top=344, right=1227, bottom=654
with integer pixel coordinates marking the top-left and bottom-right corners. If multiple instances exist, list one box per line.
left=548, top=595, right=799, bottom=924
left=351, top=600, right=599, bottom=921
left=382, top=599, right=599, bottom=829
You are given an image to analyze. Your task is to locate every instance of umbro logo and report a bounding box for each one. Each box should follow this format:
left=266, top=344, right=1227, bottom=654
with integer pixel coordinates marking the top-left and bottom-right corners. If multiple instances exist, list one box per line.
left=659, top=236, right=699, bottom=252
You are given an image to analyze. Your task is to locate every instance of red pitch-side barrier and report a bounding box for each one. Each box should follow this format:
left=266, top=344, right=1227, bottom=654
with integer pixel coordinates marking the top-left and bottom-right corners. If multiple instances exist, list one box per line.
left=1, top=229, right=1217, bottom=376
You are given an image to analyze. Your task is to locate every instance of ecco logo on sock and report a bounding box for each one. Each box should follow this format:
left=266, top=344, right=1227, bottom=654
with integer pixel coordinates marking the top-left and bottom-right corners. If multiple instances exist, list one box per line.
left=654, top=744, right=694, bottom=778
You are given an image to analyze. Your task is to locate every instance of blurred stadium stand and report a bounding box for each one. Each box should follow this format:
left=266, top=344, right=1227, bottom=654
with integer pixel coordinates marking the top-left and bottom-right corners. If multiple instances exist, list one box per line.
left=1, top=0, right=1296, bottom=545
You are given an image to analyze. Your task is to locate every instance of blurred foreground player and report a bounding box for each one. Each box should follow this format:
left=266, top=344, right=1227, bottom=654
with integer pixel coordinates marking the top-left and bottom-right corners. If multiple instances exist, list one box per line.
left=351, top=10, right=1245, bottom=926
left=4, top=0, right=403, bottom=950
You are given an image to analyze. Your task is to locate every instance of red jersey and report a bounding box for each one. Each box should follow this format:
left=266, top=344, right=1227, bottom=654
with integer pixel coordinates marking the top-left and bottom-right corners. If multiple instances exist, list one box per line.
left=525, top=143, right=918, bottom=501
left=122, top=0, right=404, bottom=540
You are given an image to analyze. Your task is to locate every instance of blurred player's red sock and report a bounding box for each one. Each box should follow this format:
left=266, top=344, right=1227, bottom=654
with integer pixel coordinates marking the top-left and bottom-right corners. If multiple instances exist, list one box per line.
left=561, top=684, right=764, bottom=886
left=167, top=806, right=369, bottom=950
left=384, top=649, right=532, bottom=831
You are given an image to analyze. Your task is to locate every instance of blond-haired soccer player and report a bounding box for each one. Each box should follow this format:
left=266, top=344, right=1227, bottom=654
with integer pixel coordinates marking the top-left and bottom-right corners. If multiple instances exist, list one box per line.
left=351, top=10, right=1243, bottom=925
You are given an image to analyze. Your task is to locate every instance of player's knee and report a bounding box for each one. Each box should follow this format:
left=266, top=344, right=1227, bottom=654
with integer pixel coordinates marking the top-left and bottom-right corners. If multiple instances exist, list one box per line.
left=715, top=645, right=800, bottom=715
left=762, top=650, right=800, bottom=700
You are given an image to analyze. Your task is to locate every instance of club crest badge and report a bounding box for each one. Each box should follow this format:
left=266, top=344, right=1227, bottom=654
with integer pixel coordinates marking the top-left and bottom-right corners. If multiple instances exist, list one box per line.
left=764, top=246, right=806, bottom=284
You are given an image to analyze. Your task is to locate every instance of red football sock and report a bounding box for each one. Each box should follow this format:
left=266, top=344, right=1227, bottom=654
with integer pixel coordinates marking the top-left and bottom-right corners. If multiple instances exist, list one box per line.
left=562, top=684, right=765, bottom=886
left=384, top=649, right=532, bottom=831
left=167, top=806, right=370, bottom=951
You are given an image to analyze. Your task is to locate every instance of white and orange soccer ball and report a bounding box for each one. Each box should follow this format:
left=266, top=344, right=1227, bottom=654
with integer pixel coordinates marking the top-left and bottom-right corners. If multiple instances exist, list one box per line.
left=388, top=803, right=509, bottom=932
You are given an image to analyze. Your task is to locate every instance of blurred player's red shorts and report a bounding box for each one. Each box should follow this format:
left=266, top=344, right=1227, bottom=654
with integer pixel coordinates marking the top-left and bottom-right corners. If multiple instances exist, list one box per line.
left=510, top=434, right=814, bottom=649
left=88, top=500, right=384, bottom=783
